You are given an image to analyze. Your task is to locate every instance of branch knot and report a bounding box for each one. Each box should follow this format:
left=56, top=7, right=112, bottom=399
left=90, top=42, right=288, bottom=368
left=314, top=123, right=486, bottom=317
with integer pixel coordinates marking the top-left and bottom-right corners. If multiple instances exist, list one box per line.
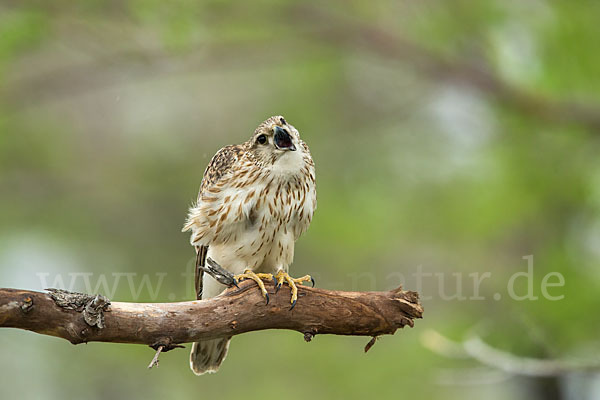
left=47, top=289, right=110, bottom=328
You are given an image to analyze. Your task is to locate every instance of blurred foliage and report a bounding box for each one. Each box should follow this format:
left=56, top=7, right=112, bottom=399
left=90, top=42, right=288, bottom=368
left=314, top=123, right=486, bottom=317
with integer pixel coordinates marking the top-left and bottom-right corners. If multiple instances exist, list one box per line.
left=1, top=0, right=600, bottom=399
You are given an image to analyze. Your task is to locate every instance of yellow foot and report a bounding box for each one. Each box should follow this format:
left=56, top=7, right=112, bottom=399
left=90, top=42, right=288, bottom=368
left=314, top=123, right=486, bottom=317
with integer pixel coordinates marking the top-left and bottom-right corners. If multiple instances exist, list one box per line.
left=233, top=270, right=274, bottom=304
left=274, top=270, right=315, bottom=310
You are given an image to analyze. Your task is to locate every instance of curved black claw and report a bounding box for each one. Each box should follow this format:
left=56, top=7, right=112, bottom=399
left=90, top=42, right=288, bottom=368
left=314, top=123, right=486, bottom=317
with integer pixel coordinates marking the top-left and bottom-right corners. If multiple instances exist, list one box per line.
left=272, top=276, right=278, bottom=289
left=232, top=278, right=239, bottom=289
left=289, top=299, right=297, bottom=311
left=310, top=276, right=315, bottom=288
left=275, top=282, right=282, bottom=293
left=265, top=292, right=270, bottom=305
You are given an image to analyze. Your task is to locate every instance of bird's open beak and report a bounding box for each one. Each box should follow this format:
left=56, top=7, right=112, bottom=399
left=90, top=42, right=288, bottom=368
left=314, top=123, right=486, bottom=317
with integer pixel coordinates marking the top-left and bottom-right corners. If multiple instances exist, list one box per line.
left=274, top=126, right=296, bottom=151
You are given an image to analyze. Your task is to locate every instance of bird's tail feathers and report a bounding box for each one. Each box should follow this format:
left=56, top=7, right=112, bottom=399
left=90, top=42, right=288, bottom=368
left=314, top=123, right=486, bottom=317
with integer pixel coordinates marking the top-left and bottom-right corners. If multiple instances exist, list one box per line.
left=190, top=337, right=231, bottom=375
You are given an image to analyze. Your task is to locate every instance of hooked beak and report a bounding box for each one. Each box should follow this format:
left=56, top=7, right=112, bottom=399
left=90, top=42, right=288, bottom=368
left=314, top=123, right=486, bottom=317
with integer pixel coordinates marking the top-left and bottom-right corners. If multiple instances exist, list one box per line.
left=274, top=126, right=296, bottom=151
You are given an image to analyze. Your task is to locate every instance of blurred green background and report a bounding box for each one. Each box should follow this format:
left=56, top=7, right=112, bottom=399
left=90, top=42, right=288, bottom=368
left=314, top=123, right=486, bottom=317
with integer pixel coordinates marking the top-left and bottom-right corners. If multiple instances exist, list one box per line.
left=1, top=1, right=600, bottom=399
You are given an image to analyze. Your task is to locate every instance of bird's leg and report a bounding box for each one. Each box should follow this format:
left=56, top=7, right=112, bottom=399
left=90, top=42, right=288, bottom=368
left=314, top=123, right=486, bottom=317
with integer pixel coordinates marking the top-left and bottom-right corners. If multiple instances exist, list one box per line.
left=274, top=270, right=315, bottom=310
left=204, top=257, right=238, bottom=287
left=233, top=269, right=274, bottom=305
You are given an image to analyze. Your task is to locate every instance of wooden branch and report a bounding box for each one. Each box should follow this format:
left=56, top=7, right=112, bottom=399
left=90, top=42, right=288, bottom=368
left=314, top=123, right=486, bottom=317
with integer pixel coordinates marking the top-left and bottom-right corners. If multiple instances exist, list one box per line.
left=0, top=281, right=423, bottom=350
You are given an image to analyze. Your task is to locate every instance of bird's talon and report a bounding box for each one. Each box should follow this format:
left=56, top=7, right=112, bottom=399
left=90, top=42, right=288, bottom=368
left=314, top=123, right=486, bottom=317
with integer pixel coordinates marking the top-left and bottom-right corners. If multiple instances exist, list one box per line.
left=232, top=271, right=273, bottom=305
left=274, top=271, right=313, bottom=309
left=310, top=277, right=315, bottom=287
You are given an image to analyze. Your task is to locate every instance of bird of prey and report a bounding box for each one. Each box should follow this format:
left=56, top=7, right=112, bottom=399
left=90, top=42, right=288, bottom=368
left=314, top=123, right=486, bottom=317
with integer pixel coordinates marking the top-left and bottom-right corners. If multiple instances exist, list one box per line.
left=182, top=115, right=317, bottom=375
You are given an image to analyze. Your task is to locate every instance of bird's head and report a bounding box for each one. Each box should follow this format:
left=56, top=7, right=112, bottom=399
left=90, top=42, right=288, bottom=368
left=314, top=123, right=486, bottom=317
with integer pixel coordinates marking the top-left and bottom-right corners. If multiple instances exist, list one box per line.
left=247, top=116, right=306, bottom=169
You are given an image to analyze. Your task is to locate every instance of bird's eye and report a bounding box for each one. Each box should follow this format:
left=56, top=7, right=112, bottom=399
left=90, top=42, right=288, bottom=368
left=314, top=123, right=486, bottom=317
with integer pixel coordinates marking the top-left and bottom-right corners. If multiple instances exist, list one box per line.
left=257, top=134, right=267, bottom=145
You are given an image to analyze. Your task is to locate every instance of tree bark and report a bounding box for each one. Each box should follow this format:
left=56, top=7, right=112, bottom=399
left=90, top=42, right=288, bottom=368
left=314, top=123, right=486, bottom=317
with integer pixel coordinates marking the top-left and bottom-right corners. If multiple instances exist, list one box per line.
left=0, top=281, right=423, bottom=350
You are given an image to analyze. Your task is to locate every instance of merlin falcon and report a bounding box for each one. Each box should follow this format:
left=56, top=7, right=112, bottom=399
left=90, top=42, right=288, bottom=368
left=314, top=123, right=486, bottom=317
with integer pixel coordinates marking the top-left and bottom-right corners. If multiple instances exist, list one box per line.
left=183, top=115, right=317, bottom=375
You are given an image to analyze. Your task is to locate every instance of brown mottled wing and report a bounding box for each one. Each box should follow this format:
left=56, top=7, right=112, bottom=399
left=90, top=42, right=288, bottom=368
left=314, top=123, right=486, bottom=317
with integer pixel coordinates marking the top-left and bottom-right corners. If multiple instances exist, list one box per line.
left=194, top=245, right=207, bottom=300
left=197, top=144, right=245, bottom=202
left=193, top=145, right=244, bottom=300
